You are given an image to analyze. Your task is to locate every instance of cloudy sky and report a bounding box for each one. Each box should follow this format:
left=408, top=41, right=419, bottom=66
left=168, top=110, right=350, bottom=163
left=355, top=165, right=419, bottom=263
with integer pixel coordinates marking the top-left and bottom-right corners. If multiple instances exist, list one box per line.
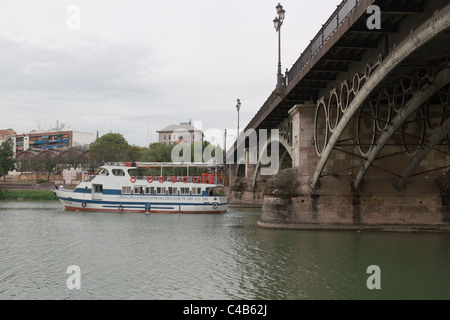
left=0, top=0, right=339, bottom=147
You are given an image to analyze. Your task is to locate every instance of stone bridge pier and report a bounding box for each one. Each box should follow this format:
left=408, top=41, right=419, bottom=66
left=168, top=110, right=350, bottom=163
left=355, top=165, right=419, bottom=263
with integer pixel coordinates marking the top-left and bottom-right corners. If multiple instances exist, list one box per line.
left=258, top=2, right=450, bottom=231
left=260, top=97, right=450, bottom=231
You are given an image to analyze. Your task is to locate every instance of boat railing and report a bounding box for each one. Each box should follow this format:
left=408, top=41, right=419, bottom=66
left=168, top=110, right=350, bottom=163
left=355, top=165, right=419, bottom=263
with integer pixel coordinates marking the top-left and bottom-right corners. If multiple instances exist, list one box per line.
left=104, top=161, right=224, bottom=169
left=133, top=174, right=224, bottom=185
left=82, top=172, right=225, bottom=185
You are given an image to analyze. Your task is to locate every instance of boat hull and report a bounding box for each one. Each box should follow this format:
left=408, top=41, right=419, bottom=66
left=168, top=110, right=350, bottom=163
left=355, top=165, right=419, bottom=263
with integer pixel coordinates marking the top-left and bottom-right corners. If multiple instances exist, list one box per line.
left=55, top=190, right=228, bottom=214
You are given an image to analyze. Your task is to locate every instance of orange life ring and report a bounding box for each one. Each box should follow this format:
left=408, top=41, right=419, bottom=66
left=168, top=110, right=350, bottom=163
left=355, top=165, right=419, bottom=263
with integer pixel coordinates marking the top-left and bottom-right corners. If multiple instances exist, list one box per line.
left=192, top=176, right=200, bottom=183
left=182, top=177, right=188, bottom=183
left=158, top=176, right=165, bottom=183
left=147, top=176, right=153, bottom=183
left=170, top=176, right=177, bottom=183
left=130, top=176, right=137, bottom=183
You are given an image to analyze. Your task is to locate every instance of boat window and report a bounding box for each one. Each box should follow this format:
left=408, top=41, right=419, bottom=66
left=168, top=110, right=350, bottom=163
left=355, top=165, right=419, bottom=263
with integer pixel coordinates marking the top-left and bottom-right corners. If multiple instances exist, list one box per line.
left=168, top=187, right=178, bottom=195
left=99, top=169, right=109, bottom=176
left=145, top=187, right=154, bottom=194
left=134, top=186, right=144, bottom=194
left=192, top=188, right=202, bottom=195
left=127, top=169, right=139, bottom=177
left=112, top=169, right=125, bottom=176
left=180, top=187, right=190, bottom=195
left=156, top=187, right=166, bottom=194
left=93, top=184, right=103, bottom=193
left=122, top=186, right=132, bottom=194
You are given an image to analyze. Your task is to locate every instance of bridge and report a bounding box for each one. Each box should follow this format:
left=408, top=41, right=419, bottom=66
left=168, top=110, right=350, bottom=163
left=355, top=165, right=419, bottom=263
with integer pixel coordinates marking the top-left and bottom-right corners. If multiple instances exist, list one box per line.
left=227, top=0, right=450, bottom=231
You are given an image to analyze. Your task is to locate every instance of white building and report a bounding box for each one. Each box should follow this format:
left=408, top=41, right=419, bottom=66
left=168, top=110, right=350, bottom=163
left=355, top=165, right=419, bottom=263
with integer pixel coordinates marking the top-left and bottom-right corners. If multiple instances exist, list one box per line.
left=157, top=120, right=203, bottom=145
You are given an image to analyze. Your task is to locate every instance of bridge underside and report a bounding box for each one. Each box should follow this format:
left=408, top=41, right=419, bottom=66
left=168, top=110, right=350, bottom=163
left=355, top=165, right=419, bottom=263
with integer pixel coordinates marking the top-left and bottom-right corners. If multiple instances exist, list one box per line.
left=252, top=0, right=450, bottom=230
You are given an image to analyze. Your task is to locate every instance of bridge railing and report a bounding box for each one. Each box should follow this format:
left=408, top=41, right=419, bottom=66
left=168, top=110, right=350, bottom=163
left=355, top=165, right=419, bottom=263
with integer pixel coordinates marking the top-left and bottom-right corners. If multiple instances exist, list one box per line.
left=245, top=0, right=362, bottom=131
left=286, top=0, right=360, bottom=86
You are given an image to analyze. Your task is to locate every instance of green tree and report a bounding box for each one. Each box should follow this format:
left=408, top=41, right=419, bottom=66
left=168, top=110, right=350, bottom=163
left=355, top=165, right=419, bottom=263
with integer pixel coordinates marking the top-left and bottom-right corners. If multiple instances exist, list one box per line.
left=43, top=156, right=58, bottom=180
left=30, top=159, right=42, bottom=180
left=129, top=145, right=144, bottom=162
left=17, top=158, right=32, bottom=181
left=66, top=149, right=81, bottom=169
left=141, top=143, right=174, bottom=162
left=191, top=141, right=223, bottom=162
left=89, top=133, right=130, bottom=163
left=0, top=138, right=17, bottom=181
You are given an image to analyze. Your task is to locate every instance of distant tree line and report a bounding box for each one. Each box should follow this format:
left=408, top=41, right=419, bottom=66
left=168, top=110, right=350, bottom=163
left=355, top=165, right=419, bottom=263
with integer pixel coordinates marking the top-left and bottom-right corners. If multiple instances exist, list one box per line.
left=0, top=133, right=224, bottom=182
left=89, top=132, right=223, bottom=164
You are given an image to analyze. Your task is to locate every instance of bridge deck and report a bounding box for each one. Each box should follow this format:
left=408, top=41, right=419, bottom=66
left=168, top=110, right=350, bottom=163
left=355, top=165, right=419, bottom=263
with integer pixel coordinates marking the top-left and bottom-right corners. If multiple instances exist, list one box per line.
left=245, top=0, right=429, bottom=131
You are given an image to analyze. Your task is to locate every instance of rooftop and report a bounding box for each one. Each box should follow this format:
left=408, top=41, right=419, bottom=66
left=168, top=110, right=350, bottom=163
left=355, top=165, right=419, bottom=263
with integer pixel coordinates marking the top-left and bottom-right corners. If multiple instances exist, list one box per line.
left=0, top=129, right=16, bottom=137
left=157, top=121, right=202, bottom=133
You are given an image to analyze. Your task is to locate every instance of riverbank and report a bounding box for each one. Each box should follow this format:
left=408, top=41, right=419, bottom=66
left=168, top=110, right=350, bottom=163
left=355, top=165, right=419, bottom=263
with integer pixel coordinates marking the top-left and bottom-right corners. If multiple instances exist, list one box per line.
left=0, top=189, right=58, bottom=201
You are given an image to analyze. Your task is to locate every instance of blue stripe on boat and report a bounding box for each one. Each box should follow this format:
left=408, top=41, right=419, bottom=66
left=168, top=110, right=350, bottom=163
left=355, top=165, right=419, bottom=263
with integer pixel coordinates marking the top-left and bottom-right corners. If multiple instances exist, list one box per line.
left=59, top=196, right=228, bottom=206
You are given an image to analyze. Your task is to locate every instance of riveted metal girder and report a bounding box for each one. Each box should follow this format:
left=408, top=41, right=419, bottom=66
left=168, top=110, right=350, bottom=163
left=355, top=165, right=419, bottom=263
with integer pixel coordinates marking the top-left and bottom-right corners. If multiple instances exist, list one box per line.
left=353, top=67, right=450, bottom=190
left=310, top=4, right=450, bottom=190
left=394, top=117, right=450, bottom=191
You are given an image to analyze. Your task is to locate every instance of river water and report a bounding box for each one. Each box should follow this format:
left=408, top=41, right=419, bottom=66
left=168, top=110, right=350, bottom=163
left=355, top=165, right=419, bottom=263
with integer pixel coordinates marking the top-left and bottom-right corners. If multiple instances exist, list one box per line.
left=0, top=200, right=449, bottom=300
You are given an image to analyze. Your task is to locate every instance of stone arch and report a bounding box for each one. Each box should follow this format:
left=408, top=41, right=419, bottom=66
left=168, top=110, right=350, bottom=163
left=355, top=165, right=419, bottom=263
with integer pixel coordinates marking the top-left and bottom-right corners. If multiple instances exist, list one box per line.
left=15, top=150, right=39, bottom=172
left=34, top=150, right=57, bottom=161
left=252, top=134, right=293, bottom=188
left=16, top=150, right=38, bottom=162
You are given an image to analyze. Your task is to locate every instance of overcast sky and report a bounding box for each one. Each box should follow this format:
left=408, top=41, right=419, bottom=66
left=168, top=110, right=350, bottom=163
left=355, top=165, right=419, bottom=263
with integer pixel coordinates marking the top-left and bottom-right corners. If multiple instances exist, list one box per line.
left=0, top=0, right=339, bottom=147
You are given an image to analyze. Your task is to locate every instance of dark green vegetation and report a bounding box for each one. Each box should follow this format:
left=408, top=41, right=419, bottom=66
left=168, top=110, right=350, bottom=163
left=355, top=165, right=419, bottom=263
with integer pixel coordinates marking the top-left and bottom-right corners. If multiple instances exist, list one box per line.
left=90, top=133, right=223, bottom=164
left=89, top=133, right=143, bottom=163
left=0, top=189, right=58, bottom=201
left=0, top=138, right=16, bottom=181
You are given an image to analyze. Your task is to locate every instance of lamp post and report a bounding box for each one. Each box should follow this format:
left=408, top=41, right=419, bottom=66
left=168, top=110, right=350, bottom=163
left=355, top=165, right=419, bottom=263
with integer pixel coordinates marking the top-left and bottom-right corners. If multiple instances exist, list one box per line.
left=236, top=98, right=241, bottom=139
left=273, top=3, right=286, bottom=95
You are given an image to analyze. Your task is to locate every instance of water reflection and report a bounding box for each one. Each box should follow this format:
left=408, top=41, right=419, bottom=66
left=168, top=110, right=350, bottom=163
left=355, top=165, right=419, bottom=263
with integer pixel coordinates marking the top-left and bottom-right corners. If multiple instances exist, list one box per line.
left=0, top=202, right=449, bottom=299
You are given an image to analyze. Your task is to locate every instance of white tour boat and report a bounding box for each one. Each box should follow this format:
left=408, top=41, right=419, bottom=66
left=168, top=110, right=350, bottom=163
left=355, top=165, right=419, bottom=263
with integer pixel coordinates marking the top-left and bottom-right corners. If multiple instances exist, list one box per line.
left=53, top=162, right=228, bottom=214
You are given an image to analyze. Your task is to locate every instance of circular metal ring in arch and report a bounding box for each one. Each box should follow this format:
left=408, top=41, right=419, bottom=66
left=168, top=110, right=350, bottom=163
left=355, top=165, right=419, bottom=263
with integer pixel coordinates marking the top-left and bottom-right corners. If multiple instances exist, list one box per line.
left=402, top=106, right=426, bottom=156
left=314, top=98, right=329, bottom=156
left=375, top=89, right=392, bottom=131
left=340, top=80, right=351, bottom=113
left=425, top=92, right=447, bottom=130
left=356, top=101, right=377, bottom=157
left=352, top=73, right=361, bottom=95
left=393, top=80, right=407, bottom=113
left=327, top=89, right=340, bottom=133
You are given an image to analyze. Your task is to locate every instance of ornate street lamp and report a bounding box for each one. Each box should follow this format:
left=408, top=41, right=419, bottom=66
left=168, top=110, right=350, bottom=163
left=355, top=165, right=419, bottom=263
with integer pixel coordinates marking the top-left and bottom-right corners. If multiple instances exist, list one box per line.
left=236, top=98, right=241, bottom=138
left=274, top=3, right=286, bottom=96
